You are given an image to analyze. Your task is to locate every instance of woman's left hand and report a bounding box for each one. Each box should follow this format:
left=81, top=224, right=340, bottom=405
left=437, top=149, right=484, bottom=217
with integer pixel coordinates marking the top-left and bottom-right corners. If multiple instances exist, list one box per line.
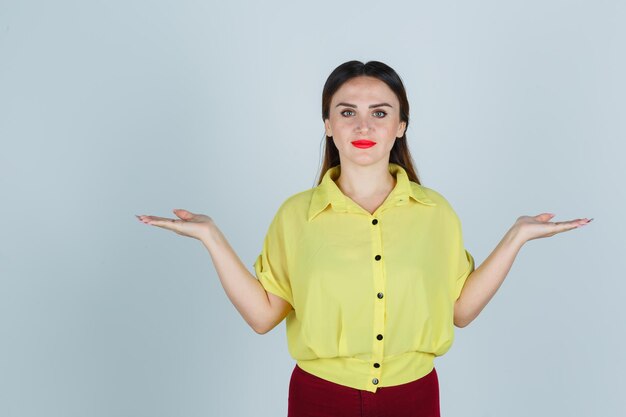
left=513, top=213, right=593, bottom=243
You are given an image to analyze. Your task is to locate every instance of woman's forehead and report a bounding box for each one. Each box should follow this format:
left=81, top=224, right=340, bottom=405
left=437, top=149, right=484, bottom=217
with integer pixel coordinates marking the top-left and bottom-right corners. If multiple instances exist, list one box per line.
left=332, top=77, right=397, bottom=105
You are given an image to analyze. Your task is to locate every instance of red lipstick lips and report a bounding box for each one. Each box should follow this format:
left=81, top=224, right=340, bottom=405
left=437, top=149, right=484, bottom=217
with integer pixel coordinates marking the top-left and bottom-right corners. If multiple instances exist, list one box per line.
left=351, top=140, right=376, bottom=149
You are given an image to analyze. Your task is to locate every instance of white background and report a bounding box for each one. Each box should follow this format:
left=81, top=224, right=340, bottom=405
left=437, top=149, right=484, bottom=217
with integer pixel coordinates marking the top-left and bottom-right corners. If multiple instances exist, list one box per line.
left=1, top=1, right=624, bottom=416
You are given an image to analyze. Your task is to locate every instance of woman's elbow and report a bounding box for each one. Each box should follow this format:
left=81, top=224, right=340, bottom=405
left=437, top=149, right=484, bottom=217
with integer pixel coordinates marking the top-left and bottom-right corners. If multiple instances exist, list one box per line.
left=454, top=317, right=470, bottom=328
left=453, top=310, right=473, bottom=328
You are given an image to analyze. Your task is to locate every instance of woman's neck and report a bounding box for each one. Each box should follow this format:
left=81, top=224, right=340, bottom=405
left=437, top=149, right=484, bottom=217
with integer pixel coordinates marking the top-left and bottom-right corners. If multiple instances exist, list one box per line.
left=335, top=160, right=396, bottom=199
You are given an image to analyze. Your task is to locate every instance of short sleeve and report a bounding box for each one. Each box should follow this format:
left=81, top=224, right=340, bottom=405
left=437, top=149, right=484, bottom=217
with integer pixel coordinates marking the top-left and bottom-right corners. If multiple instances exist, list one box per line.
left=453, top=249, right=475, bottom=301
left=253, top=209, right=294, bottom=307
left=449, top=208, right=475, bottom=301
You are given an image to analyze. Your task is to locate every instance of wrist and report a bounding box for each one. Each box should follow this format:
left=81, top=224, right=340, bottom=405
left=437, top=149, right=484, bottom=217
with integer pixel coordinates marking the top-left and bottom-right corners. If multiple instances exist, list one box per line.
left=505, top=223, right=527, bottom=248
left=200, top=220, right=222, bottom=247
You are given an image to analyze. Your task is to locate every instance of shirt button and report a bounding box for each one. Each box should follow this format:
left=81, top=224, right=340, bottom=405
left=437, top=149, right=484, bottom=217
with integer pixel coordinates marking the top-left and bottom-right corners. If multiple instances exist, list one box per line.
left=372, top=219, right=378, bottom=225
left=375, top=255, right=381, bottom=261
left=377, top=334, right=383, bottom=340
left=372, top=378, right=379, bottom=385
left=377, top=292, right=384, bottom=299
left=373, top=363, right=380, bottom=368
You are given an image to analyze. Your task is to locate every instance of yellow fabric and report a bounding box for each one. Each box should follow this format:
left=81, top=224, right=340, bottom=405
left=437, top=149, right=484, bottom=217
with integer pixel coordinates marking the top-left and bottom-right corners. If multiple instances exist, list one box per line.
left=253, top=162, right=474, bottom=393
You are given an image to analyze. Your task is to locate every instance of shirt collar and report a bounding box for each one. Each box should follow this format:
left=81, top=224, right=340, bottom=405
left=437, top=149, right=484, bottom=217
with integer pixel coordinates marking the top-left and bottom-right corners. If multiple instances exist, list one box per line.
left=307, top=162, right=436, bottom=221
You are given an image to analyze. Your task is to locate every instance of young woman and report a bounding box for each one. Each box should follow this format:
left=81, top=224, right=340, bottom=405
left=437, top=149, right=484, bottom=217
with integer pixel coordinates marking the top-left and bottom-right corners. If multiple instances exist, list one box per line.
left=136, top=60, right=591, bottom=417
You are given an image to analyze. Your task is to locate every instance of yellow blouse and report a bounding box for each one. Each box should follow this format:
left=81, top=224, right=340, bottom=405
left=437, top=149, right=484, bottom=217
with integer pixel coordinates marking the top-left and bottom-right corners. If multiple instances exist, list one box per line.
left=253, top=162, right=475, bottom=393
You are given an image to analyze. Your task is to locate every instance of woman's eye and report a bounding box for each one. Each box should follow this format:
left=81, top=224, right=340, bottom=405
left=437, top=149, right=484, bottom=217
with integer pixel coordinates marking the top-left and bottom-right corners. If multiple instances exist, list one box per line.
left=340, top=110, right=387, bottom=117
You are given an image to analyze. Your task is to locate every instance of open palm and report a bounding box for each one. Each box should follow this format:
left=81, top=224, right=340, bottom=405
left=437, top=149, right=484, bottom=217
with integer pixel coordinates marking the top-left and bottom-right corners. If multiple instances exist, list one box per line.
left=136, top=209, right=214, bottom=240
left=515, top=213, right=592, bottom=242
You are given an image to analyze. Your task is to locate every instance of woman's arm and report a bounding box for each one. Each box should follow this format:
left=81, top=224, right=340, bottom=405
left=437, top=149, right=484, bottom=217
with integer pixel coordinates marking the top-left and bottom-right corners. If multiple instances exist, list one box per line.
left=137, top=210, right=292, bottom=334
left=453, top=213, right=592, bottom=328
left=453, top=226, right=523, bottom=328
left=201, top=222, right=293, bottom=334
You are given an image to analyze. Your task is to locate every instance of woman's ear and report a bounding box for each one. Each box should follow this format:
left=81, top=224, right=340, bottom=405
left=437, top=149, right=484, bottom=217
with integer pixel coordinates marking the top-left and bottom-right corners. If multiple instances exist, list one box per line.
left=396, top=121, right=406, bottom=138
left=324, top=119, right=332, bottom=137
left=325, top=122, right=332, bottom=137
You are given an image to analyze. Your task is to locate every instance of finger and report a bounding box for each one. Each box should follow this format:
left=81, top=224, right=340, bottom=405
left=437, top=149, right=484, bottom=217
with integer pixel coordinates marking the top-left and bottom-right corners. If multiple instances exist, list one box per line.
left=136, top=214, right=156, bottom=224
left=142, top=215, right=174, bottom=222
left=139, top=215, right=175, bottom=225
left=535, top=213, right=556, bottom=222
left=137, top=214, right=182, bottom=228
left=553, top=219, right=586, bottom=232
left=559, top=218, right=590, bottom=225
left=146, top=217, right=179, bottom=230
left=173, top=209, right=194, bottom=220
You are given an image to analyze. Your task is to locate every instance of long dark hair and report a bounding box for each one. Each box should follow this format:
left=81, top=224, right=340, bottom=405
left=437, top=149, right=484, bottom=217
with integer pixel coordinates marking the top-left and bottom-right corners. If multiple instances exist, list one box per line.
left=317, top=60, right=422, bottom=185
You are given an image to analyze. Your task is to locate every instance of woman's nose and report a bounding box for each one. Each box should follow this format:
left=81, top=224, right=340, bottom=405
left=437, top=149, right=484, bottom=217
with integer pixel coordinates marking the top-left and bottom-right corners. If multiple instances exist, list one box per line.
left=355, top=117, right=371, bottom=133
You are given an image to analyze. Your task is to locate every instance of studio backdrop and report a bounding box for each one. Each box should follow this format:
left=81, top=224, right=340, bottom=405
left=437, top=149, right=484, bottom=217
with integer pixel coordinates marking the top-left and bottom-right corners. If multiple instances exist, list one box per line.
left=1, top=1, right=624, bottom=416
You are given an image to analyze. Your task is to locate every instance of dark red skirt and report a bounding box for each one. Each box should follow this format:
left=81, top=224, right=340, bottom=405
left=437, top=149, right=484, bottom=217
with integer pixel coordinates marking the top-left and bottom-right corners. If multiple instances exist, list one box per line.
left=288, top=364, right=440, bottom=417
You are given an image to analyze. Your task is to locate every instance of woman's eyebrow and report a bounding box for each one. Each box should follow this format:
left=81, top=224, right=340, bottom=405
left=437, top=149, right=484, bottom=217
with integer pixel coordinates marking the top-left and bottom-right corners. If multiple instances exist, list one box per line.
left=335, top=102, right=393, bottom=109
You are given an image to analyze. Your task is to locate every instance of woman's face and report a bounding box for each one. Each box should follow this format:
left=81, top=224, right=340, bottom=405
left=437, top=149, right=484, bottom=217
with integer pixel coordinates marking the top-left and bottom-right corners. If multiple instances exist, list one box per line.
left=324, top=76, right=406, bottom=167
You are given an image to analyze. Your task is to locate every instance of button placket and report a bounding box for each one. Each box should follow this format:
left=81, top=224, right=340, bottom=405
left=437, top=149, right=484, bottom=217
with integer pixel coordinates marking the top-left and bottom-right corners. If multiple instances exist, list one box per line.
left=370, top=216, right=385, bottom=387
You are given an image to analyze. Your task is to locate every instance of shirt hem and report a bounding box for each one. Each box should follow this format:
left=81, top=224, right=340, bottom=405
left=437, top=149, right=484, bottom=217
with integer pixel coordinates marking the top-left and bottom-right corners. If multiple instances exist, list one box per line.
left=296, top=350, right=435, bottom=393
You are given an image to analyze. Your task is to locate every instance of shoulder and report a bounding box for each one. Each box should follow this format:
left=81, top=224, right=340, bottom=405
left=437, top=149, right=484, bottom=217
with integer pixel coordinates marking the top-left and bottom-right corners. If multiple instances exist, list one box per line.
left=267, top=187, right=316, bottom=228
left=411, top=183, right=463, bottom=223
left=411, top=183, right=454, bottom=209
left=277, top=188, right=315, bottom=214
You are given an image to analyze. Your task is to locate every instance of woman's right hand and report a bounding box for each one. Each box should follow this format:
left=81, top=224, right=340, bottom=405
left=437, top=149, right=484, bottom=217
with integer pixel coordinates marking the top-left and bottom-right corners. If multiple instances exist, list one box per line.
left=136, top=209, right=215, bottom=241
